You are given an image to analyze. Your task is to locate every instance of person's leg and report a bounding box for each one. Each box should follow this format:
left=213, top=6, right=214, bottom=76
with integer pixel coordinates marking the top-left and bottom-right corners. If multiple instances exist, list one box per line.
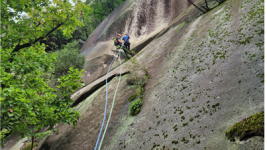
left=125, top=42, right=130, bottom=50
left=122, top=46, right=130, bottom=59
left=123, top=49, right=128, bottom=56
left=124, top=42, right=133, bottom=56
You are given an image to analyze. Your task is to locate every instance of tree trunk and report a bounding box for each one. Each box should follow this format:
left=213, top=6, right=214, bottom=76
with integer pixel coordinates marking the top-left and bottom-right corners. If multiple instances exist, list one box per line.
left=31, top=136, right=34, bottom=150
left=78, top=39, right=85, bottom=45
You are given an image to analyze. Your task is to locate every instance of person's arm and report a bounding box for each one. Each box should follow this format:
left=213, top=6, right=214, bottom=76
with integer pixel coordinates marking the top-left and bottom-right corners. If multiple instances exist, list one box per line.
left=119, top=39, right=123, bottom=44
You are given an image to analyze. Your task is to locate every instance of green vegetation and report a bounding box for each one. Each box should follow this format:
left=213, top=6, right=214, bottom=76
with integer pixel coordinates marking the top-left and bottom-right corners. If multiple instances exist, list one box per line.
left=63, top=0, right=127, bottom=43
left=171, top=140, right=178, bottom=144
left=22, top=143, right=38, bottom=150
left=225, top=111, right=264, bottom=141
left=183, top=123, right=188, bottom=126
left=129, top=100, right=142, bottom=116
left=128, top=59, right=150, bottom=116
left=54, top=41, right=85, bottom=78
left=0, top=129, right=9, bottom=145
left=128, top=76, right=146, bottom=116
left=173, top=124, right=178, bottom=131
left=212, top=103, right=220, bottom=108
left=181, top=137, right=189, bottom=144
left=128, top=94, right=137, bottom=102
left=152, top=143, right=160, bottom=149
left=1, top=0, right=86, bottom=148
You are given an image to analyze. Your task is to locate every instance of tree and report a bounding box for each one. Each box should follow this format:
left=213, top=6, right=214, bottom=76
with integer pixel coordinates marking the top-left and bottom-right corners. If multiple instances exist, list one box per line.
left=54, top=41, right=85, bottom=78
left=1, top=0, right=85, bottom=53
left=1, top=0, right=86, bottom=149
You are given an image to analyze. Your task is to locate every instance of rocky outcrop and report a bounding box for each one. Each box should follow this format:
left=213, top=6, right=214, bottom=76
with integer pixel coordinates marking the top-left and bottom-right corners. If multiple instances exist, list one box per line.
left=39, top=0, right=264, bottom=149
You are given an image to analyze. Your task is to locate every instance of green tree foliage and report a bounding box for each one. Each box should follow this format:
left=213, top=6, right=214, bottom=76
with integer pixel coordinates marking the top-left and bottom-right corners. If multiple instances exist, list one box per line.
left=16, top=0, right=128, bottom=52
left=1, top=0, right=86, bottom=147
left=22, top=143, right=38, bottom=150
left=1, top=0, right=86, bottom=52
left=54, top=41, right=85, bottom=78
left=44, top=29, right=71, bottom=51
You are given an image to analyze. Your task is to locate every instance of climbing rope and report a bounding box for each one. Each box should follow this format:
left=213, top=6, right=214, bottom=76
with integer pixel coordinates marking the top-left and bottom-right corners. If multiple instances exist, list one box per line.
left=94, top=1, right=142, bottom=150
left=94, top=51, right=120, bottom=150
left=98, top=51, right=122, bottom=150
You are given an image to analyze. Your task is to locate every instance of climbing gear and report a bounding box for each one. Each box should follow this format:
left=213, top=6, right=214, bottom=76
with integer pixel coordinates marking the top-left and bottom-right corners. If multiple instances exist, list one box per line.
left=95, top=1, right=141, bottom=150
left=116, top=45, right=135, bottom=56
left=94, top=51, right=120, bottom=150
left=98, top=52, right=122, bottom=150
left=113, top=38, right=120, bottom=46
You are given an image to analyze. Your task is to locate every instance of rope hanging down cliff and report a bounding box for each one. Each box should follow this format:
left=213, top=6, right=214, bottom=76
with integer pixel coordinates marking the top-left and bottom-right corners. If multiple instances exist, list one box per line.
left=98, top=0, right=142, bottom=149
left=94, top=1, right=142, bottom=150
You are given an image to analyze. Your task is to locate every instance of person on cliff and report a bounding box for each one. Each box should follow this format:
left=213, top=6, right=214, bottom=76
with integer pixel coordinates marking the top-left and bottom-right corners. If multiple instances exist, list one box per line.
left=114, top=34, right=123, bottom=46
left=114, top=34, right=130, bottom=59
left=122, top=33, right=130, bottom=51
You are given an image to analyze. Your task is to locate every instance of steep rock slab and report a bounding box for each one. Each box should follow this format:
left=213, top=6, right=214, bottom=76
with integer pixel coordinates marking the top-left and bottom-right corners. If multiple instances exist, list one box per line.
left=99, top=0, right=264, bottom=149
left=82, top=54, right=117, bottom=85
left=39, top=74, right=138, bottom=150
left=39, top=0, right=263, bottom=149
left=71, top=59, right=132, bottom=102
left=80, top=0, right=197, bottom=85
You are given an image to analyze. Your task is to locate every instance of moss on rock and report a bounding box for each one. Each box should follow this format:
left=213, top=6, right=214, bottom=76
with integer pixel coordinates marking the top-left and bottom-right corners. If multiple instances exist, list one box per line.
left=128, top=94, right=137, bottom=102
left=129, top=100, right=142, bottom=116
left=225, top=111, right=264, bottom=141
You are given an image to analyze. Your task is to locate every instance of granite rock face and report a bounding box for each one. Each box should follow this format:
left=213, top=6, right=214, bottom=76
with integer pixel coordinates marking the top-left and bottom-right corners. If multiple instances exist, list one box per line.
left=126, top=69, right=147, bottom=85
left=39, top=0, right=264, bottom=149
left=80, top=0, right=197, bottom=85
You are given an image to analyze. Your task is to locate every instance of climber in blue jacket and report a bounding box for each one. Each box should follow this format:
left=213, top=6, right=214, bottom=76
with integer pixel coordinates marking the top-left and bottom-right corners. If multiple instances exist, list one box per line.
left=122, top=33, right=130, bottom=51
left=113, top=33, right=134, bottom=59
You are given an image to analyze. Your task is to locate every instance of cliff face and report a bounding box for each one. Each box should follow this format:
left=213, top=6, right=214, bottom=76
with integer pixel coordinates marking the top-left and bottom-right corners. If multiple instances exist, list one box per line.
left=80, top=0, right=197, bottom=85
left=39, top=0, right=264, bottom=149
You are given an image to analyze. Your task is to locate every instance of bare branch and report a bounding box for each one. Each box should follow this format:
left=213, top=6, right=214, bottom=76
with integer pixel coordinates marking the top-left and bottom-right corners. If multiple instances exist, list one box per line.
left=12, top=16, right=70, bottom=54
left=187, top=0, right=206, bottom=13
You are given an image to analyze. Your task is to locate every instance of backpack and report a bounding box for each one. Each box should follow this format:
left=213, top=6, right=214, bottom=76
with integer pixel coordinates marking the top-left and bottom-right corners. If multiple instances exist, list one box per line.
left=113, top=37, right=119, bottom=46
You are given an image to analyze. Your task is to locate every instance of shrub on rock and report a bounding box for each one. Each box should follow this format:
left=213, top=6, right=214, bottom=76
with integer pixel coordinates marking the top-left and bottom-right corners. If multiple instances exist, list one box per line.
left=129, top=100, right=142, bottom=116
